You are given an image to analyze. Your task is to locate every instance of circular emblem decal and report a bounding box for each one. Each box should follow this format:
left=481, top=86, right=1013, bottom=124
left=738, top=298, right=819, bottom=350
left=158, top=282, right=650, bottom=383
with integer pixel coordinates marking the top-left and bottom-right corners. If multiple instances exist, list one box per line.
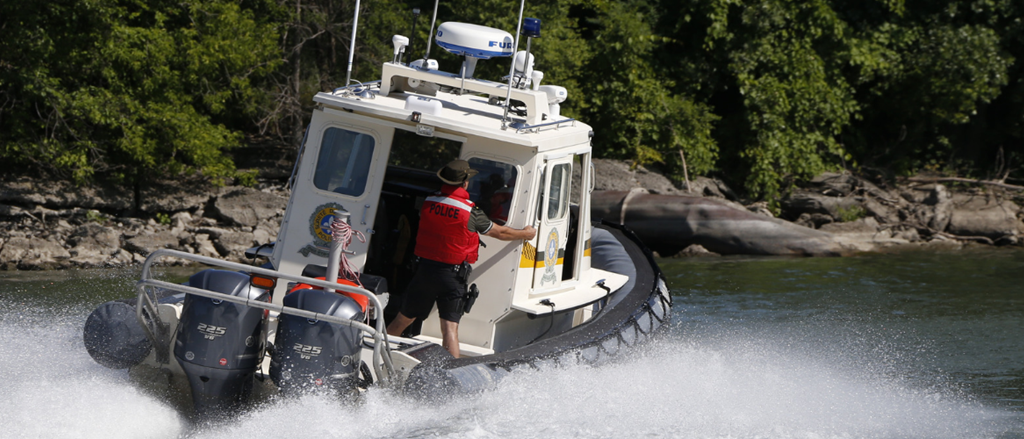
left=245, top=336, right=254, bottom=347
left=185, top=351, right=195, bottom=361
left=311, top=205, right=343, bottom=245
left=301, top=203, right=347, bottom=257
left=545, top=229, right=558, bottom=268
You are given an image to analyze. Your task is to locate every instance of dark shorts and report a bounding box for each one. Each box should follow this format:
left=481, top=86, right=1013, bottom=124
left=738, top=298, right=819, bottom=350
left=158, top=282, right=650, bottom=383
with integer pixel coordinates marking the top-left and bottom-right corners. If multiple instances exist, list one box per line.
left=400, top=259, right=467, bottom=323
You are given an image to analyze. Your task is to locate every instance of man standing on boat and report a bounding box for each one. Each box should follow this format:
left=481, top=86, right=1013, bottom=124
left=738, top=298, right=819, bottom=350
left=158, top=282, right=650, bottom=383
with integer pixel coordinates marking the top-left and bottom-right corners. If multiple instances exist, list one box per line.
left=387, top=160, right=536, bottom=358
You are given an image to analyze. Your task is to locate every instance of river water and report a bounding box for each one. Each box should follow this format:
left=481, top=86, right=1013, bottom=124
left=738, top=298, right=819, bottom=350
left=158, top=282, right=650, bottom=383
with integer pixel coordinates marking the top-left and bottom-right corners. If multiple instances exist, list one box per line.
left=1, top=247, right=1022, bottom=438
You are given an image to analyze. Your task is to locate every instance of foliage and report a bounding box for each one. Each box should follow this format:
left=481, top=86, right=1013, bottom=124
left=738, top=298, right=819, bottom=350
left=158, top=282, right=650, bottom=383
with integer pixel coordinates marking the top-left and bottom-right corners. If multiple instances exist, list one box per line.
left=836, top=205, right=866, bottom=223
left=706, top=0, right=861, bottom=198
left=86, top=210, right=109, bottom=224
left=1, top=0, right=1021, bottom=205
left=0, top=0, right=281, bottom=186
left=574, top=0, right=720, bottom=181
left=235, top=170, right=260, bottom=187
left=156, top=212, right=172, bottom=225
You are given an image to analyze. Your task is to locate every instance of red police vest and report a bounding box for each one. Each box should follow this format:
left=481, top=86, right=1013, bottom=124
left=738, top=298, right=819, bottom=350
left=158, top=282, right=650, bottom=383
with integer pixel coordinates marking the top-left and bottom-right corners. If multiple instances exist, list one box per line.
left=415, top=185, right=480, bottom=264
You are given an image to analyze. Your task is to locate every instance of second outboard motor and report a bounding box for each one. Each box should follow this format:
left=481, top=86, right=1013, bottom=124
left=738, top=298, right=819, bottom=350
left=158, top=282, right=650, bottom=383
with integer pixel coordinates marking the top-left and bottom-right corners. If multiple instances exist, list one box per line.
left=271, top=288, right=364, bottom=394
left=174, top=269, right=269, bottom=415
left=83, top=300, right=153, bottom=369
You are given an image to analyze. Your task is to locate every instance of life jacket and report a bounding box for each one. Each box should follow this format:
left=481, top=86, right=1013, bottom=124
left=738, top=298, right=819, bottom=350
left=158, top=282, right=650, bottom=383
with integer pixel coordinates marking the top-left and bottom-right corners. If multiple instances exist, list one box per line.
left=415, top=185, right=479, bottom=264
left=287, top=277, right=368, bottom=312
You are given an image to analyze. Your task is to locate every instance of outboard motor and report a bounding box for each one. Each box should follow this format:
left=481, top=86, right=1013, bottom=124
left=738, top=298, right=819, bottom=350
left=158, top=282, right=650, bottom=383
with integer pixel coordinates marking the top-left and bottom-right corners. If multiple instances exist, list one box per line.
left=270, top=288, right=365, bottom=394
left=174, top=269, right=269, bottom=415
left=83, top=299, right=153, bottom=369
left=84, top=288, right=183, bottom=369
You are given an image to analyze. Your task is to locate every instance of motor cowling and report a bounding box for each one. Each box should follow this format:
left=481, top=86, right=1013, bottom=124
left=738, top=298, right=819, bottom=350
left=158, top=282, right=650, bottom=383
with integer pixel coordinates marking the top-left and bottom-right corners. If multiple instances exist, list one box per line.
left=83, top=300, right=152, bottom=369
left=270, top=288, right=364, bottom=394
left=174, top=269, right=269, bottom=415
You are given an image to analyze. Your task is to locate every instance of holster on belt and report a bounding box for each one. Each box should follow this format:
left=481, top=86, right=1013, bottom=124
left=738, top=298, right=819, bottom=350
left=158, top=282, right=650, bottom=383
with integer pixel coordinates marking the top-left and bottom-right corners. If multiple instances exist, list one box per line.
left=457, top=261, right=477, bottom=314
left=456, top=261, right=472, bottom=284
left=463, top=283, right=480, bottom=314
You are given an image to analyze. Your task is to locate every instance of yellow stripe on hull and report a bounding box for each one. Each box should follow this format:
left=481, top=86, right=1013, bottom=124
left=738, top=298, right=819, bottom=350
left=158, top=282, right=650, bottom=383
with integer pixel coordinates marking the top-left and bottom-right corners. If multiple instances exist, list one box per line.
left=520, top=242, right=566, bottom=268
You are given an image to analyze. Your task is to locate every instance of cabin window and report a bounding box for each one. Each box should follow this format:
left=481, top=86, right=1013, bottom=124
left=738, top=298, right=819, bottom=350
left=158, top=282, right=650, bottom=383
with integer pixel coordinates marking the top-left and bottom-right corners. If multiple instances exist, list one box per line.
left=546, top=163, right=570, bottom=220
left=467, top=158, right=518, bottom=225
left=313, top=127, right=375, bottom=196
left=388, top=129, right=462, bottom=172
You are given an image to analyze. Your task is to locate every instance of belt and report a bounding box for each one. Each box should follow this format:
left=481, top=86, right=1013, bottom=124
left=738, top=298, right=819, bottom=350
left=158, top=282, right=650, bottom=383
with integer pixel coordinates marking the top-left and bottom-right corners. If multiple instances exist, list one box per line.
left=417, top=257, right=462, bottom=269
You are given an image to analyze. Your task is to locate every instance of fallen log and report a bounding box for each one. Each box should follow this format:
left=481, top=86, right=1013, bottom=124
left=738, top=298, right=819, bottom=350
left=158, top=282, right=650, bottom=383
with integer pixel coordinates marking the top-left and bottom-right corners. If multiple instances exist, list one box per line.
left=590, top=190, right=847, bottom=257
left=904, top=177, right=1024, bottom=191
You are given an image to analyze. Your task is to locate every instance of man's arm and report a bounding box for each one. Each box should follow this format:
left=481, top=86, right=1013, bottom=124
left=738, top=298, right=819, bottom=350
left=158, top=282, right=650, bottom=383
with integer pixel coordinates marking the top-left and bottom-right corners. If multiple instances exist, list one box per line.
left=484, top=224, right=536, bottom=241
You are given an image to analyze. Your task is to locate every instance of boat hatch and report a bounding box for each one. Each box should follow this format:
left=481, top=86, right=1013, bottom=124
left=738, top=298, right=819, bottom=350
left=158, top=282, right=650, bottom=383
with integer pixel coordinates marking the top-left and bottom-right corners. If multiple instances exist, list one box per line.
left=270, top=118, right=395, bottom=302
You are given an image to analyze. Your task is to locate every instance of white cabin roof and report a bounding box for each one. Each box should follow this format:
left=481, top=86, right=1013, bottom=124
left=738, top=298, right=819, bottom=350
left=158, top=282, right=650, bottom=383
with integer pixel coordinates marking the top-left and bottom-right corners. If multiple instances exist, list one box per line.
left=313, top=62, right=592, bottom=151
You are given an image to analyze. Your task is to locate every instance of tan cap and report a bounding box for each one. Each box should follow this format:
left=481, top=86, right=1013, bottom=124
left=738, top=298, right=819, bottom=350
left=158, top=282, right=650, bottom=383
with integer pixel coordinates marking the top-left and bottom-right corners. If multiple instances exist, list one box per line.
left=437, top=160, right=479, bottom=185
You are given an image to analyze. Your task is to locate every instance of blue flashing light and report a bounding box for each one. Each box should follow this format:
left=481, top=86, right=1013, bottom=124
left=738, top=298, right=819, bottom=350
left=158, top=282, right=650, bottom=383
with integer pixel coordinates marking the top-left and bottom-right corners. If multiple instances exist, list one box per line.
left=522, top=18, right=541, bottom=38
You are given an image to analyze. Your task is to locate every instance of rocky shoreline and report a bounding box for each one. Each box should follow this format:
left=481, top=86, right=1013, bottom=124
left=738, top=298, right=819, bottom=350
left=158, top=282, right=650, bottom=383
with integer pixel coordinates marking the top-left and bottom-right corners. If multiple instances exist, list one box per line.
left=0, top=178, right=289, bottom=270
left=592, top=160, right=1023, bottom=255
left=2, top=159, right=1022, bottom=270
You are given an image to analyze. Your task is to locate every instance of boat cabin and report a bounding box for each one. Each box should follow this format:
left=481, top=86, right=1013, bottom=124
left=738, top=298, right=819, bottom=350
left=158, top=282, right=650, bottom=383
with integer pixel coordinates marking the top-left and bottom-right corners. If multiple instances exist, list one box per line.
left=265, top=23, right=628, bottom=355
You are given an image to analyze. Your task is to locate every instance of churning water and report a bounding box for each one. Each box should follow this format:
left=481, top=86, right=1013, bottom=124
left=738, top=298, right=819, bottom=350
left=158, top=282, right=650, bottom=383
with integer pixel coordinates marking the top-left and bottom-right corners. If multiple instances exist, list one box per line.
left=1, top=248, right=1022, bottom=438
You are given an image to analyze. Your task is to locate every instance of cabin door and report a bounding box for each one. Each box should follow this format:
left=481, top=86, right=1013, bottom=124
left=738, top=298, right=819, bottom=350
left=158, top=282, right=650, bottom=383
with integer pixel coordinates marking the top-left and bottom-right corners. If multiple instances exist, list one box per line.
left=271, top=118, right=392, bottom=296
left=531, top=155, right=573, bottom=290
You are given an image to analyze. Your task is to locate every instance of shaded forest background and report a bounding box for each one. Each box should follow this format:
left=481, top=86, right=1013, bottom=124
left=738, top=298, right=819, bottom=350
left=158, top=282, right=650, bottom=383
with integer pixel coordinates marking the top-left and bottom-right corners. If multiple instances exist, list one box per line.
left=2, top=0, right=1021, bottom=205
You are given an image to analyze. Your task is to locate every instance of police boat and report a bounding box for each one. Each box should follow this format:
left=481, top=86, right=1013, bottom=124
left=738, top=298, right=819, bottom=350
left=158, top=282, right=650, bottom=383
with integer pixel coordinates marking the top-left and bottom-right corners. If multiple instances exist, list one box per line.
left=82, top=5, right=672, bottom=415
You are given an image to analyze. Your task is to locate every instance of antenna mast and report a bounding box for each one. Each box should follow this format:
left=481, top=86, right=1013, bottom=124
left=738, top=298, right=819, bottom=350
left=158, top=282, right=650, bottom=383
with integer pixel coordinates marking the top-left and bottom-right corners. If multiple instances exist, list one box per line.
left=422, top=0, right=441, bottom=64
left=345, top=0, right=362, bottom=85
left=501, top=0, right=527, bottom=129
left=405, top=8, right=421, bottom=64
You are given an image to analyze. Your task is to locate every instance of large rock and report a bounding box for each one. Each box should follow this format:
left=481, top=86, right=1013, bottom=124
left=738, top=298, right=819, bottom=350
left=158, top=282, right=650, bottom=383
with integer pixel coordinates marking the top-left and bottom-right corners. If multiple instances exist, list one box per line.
left=0, top=203, right=28, bottom=218
left=138, top=179, right=212, bottom=213
left=0, top=236, right=72, bottom=270
left=591, top=159, right=682, bottom=195
left=0, top=178, right=133, bottom=211
left=859, top=196, right=901, bottom=225
left=947, top=193, right=1022, bottom=240
left=782, top=190, right=863, bottom=221
left=209, top=187, right=287, bottom=227
left=67, top=223, right=122, bottom=266
left=900, top=184, right=953, bottom=232
left=808, top=172, right=859, bottom=196
left=214, top=231, right=258, bottom=260
left=783, top=172, right=910, bottom=227
left=686, top=176, right=737, bottom=199
left=124, top=231, right=183, bottom=256
left=193, top=234, right=220, bottom=258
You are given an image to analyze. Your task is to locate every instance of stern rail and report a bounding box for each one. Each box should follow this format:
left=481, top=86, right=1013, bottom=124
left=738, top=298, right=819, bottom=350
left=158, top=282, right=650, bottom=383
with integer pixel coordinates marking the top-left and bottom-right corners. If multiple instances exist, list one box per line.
left=134, top=249, right=398, bottom=386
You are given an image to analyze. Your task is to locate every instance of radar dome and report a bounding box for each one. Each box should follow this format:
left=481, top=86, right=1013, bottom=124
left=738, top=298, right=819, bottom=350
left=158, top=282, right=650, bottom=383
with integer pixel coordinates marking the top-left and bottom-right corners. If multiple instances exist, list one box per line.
left=435, top=22, right=514, bottom=59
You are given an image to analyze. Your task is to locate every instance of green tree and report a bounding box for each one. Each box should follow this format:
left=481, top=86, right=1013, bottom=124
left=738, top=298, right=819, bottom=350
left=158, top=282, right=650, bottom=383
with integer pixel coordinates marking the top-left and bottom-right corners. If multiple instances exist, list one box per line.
left=841, top=1, right=1015, bottom=178
left=574, top=0, right=719, bottom=182
left=0, top=0, right=280, bottom=189
left=656, top=0, right=1013, bottom=199
left=3, top=0, right=1021, bottom=204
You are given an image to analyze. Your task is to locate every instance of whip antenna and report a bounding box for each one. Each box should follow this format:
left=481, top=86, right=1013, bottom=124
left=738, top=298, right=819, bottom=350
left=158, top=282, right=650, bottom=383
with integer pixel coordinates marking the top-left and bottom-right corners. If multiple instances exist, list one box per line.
left=345, top=0, right=362, bottom=85
left=405, top=8, right=421, bottom=64
left=421, top=0, right=441, bottom=65
left=501, top=0, right=527, bottom=129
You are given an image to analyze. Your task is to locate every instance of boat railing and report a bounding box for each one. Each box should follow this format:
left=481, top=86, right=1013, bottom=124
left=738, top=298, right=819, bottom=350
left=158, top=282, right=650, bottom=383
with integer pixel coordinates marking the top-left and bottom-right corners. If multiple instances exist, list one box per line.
left=134, top=248, right=397, bottom=387
left=509, top=118, right=577, bottom=134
